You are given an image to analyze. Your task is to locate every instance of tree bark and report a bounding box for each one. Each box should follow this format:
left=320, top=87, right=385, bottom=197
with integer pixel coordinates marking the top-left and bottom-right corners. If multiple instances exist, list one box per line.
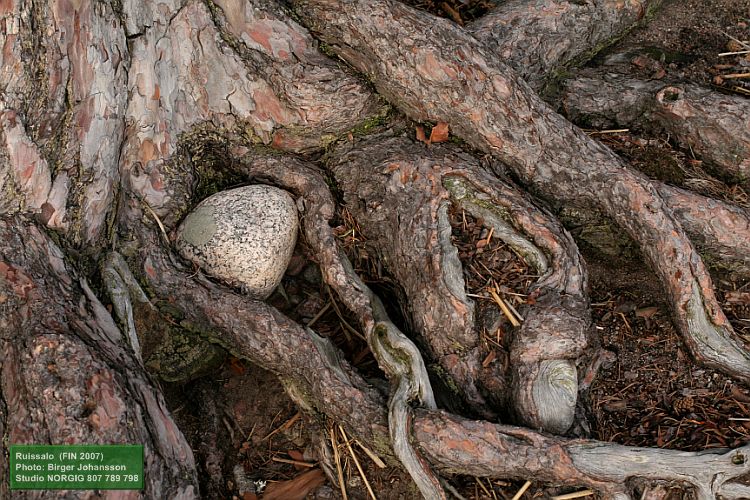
left=327, top=132, right=591, bottom=432
left=4, top=0, right=750, bottom=497
left=468, top=0, right=660, bottom=93
left=561, top=72, right=750, bottom=184
left=292, top=0, right=750, bottom=387
left=0, top=216, right=198, bottom=499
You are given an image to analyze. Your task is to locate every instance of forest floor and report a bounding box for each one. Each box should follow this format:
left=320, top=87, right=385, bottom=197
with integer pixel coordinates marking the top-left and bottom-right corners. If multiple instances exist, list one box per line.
left=160, top=1, right=750, bottom=498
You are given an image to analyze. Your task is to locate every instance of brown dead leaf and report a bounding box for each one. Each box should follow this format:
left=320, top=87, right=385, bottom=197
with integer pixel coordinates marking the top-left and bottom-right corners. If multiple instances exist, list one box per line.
left=287, top=450, right=307, bottom=471
left=429, top=122, right=450, bottom=143
left=262, top=469, right=326, bottom=500
left=730, top=385, right=750, bottom=403
left=415, top=125, right=428, bottom=144
left=228, top=357, right=247, bottom=376
left=243, top=493, right=258, bottom=500
left=635, top=306, right=658, bottom=319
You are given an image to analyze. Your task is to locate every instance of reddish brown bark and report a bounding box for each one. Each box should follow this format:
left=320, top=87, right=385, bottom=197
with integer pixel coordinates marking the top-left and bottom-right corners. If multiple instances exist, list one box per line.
left=292, top=0, right=750, bottom=386
left=4, top=0, right=750, bottom=497
left=119, top=153, right=750, bottom=499
left=328, top=133, right=591, bottom=432
left=469, top=0, right=659, bottom=93
left=0, top=216, right=198, bottom=499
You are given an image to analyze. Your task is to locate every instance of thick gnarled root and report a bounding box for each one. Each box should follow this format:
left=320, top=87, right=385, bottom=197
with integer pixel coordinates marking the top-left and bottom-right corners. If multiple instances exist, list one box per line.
left=561, top=72, right=750, bottom=184
left=327, top=133, right=591, bottom=432
left=291, top=0, right=750, bottom=386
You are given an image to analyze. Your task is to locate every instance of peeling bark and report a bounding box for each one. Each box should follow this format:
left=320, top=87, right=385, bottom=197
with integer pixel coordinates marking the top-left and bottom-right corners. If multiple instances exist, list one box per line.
left=0, top=216, right=198, bottom=498
left=121, top=151, right=750, bottom=498
left=4, top=0, right=750, bottom=497
left=0, top=0, right=128, bottom=248
left=119, top=0, right=380, bottom=226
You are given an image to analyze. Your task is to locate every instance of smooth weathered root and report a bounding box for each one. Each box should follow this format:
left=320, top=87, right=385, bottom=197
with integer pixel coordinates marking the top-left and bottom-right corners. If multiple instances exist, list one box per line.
left=0, top=216, right=199, bottom=499
left=466, top=0, right=750, bottom=277
left=561, top=72, right=750, bottom=184
left=413, top=410, right=750, bottom=500
left=292, top=0, right=750, bottom=386
left=328, top=133, right=591, bottom=432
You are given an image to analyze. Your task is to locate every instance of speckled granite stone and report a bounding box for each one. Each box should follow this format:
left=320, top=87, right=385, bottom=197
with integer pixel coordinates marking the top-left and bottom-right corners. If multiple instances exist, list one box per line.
left=175, top=185, right=298, bottom=299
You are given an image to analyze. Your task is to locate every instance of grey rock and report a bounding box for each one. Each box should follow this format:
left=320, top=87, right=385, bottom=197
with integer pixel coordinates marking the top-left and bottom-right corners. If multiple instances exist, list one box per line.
left=175, top=185, right=298, bottom=299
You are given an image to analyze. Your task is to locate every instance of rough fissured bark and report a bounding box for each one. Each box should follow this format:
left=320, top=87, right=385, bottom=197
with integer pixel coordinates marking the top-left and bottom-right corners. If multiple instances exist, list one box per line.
left=292, top=0, right=750, bottom=386
left=0, top=215, right=198, bottom=499
left=561, top=72, right=750, bottom=184
left=327, top=132, right=591, bottom=432
left=469, top=0, right=660, bottom=93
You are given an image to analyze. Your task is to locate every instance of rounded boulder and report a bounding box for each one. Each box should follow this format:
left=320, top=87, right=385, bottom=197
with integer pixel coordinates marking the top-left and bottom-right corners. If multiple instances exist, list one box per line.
left=175, top=185, right=298, bottom=299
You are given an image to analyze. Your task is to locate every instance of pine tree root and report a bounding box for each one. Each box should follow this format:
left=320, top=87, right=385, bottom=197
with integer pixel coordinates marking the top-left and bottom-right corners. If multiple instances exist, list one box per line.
left=327, top=132, right=591, bottom=433
left=291, top=0, right=750, bottom=386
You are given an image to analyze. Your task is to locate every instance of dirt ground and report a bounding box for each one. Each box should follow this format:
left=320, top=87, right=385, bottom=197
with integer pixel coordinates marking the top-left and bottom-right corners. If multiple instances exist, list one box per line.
left=161, top=1, right=750, bottom=498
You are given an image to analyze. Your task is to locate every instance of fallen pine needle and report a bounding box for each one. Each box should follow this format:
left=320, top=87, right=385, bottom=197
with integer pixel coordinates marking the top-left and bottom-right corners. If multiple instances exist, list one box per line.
left=330, top=426, right=348, bottom=500
left=505, top=297, right=524, bottom=322
left=328, top=288, right=367, bottom=342
left=551, top=490, right=595, bottom=500
left=511, top=480, right=532, bottom=500
left=263, top=412, right=301, bottom=441
left=719, top=49, right=750, bottom=56
left=142, top=200, right=169, bottom=243
left=475, top=477, right=495, bottom=499
left=340, top=426, right=377, bottom=500
left=489, top=288, right=521, bottom=327
left=272, top=456, right=316, bottom=468
left=721, top=72, right=750, bottom=79
left=306, top=302, right=331, bottom=328
left=485, top=226, right=494, bottom=245
left=355, top=440, right=386, bottom=469
left=587, top=128, right=629, bottom=135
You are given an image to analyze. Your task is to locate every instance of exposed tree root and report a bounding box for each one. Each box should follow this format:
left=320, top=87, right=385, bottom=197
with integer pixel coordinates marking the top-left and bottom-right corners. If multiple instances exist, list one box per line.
left=292, top=0, right=750, bottom=387
left=413, top=410, right=750, bottom=500
left=327, top=132, right=591, bottom=432
left=468, top=0, right=660, bottom=93
left=4, top=0, right=750, bottom=497
left=120, top=149, right=750, bottom=498
left=561, top=72, right=750, bottom=185
left=656, top=184, right=750, bottom=277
